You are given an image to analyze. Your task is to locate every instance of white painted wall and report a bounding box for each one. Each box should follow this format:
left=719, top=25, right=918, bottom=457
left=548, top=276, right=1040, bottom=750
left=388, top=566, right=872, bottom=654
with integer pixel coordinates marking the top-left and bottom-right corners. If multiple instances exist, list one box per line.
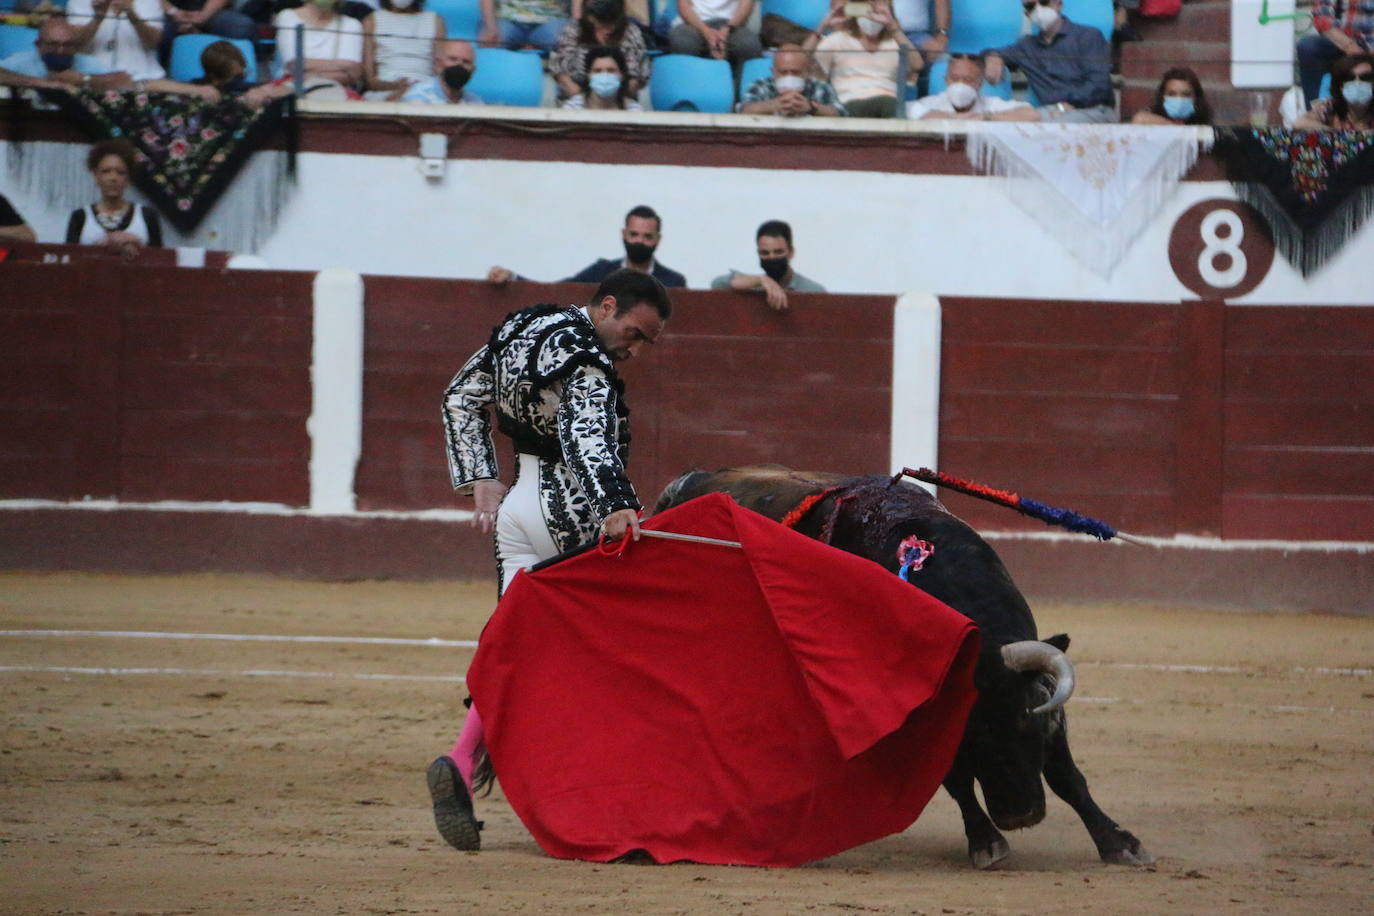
left=5, top=143, right=1372, bottom=304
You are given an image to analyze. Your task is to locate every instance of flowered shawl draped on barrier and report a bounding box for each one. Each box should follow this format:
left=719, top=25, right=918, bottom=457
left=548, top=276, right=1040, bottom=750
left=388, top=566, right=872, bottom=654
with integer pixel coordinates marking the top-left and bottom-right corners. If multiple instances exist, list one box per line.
left=9, top=89, right=294, bottom=252
left=966, top=123, right=1211, bottom=278
left=1212, top=127, right=1374, bottom=277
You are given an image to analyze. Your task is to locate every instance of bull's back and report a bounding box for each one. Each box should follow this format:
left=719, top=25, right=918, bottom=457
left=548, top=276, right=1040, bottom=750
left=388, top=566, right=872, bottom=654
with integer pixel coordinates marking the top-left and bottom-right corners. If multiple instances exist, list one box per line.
left=653, top=465, right=859, bottom=522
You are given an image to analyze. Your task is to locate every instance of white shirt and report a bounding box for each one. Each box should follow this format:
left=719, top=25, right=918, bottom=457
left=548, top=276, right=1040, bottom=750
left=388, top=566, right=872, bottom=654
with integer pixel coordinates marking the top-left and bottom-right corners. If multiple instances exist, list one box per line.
left=688, top=0, right=740, bottom=23
left=906, top=90, right=1032, bottom=119
left=66, top=0, right=166, bottom=80
left=371, top=9, right=440, bottom=83
left=274, top=8, right=365, bottom=73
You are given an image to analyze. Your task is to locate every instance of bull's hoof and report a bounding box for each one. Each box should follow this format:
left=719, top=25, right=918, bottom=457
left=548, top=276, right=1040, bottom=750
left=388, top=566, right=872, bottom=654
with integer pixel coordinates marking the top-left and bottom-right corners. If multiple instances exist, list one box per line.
left=1100, top=831, right=1154, bottom=867
left=970, top=837, right=1011, bottom=869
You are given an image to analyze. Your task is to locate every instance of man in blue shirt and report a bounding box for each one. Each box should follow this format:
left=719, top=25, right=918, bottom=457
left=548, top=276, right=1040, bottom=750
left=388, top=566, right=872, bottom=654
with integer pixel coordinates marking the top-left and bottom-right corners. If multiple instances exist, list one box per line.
left=487, top=205, right=689, bottom=288
left=984, top=0, right=1115, bottom=123
left=0, top=15, right=131, bottom=91
left=401, top=39, right=485, bottom=105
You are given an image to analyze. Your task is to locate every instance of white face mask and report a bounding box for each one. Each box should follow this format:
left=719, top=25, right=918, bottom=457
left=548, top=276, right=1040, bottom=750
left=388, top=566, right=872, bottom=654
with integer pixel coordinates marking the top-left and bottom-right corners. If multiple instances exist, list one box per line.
left=775, top=75, right=806, bottom=93
left=1030, top=4, right=1060, bottom=32
left=390, top=0, right=416, bottom=8
left=857, top=16, right=885, bottom=37
left=946, top=81, right=979, bottom=110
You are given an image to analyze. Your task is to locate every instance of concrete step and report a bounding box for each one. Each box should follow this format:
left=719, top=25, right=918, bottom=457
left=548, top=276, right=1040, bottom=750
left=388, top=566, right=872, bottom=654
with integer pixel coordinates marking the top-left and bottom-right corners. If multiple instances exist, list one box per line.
left=1120, top=81, right=1287, bottom=126
left=1132, top=0, right=1230, bottom=42
left=1121, top=39, right=1232, bottom=82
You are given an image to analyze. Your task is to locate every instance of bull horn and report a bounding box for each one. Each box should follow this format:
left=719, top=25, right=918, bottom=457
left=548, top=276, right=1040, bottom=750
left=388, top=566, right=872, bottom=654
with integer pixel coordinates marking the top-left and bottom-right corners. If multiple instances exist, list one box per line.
left=1001, top=641, right=1076, bottom=714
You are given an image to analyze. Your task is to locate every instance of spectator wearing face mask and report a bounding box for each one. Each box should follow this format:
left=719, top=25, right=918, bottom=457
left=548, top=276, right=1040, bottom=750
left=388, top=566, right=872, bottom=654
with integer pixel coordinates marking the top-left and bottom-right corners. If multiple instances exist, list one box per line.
left=487, top=204, right=687, bottom=287
left=1129, top=66, right=1212, bottom=126
left=274, top=0, right=366, bottom=89
left=1295, top=53, right=1374, bottom=130
left=1298, top=0, right=1374, bottom=109
left=194, top=39, right=294, bottom=107
left=0, top=15, right=132, bottom=91
left=983, top=0, right=1115, bottom=124
left=560, top=46, right=644, bottom=110
left=907, top=51, right=1037, bottom=120
left=737, top=43, right=846, bottom=116
left=402, top=38, right=485, bottom=103
left=710, top=220, right=824, bottom=312
left=804, top=0, right=921, bottom=118
left=550, top=0, right=649, bottom=103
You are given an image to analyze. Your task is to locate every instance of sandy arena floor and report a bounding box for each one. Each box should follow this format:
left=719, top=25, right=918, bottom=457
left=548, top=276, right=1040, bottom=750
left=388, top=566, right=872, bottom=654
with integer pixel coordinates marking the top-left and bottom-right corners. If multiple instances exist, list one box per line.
left=1, top=571, right=1371, bottom=915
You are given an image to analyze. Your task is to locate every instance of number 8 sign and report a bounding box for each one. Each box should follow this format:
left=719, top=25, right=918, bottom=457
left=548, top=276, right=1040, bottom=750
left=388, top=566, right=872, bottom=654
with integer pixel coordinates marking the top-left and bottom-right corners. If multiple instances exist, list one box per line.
left=1168, top=199, right=1275, bottom=300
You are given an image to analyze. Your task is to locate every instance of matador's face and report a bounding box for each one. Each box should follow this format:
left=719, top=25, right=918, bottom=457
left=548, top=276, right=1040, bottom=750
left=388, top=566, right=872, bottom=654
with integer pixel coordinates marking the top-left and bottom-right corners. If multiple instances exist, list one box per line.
left=591, top=300, right=664, bottom=362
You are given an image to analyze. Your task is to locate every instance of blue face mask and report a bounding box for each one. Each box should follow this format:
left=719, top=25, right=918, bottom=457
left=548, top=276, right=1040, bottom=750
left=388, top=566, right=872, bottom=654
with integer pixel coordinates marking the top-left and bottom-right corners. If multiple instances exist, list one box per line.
left=1342, top=79, right=1373, bottom=107
left=1162, top=96, right=1195, bottom=121
left=588, top=71, right=621, bottom=98
left=41, top=51, right=75, bottom=72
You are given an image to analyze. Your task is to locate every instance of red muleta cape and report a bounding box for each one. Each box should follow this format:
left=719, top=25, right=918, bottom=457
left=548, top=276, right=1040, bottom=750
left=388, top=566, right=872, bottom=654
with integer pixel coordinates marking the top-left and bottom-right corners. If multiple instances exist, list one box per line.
left=466, top=492, right=980, bottom=866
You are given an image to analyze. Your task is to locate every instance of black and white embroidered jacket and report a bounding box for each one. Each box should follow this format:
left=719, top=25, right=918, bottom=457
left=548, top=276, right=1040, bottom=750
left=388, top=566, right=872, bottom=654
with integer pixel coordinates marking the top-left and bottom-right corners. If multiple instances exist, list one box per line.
left=442, top=304, right=638, bottom=550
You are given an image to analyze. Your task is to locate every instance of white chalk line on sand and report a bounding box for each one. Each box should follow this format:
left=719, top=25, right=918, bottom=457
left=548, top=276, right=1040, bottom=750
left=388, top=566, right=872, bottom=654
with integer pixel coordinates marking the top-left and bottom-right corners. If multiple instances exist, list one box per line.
left=0, top=664, right=464, bottom=683
left=2, top=630, right=1367, bottom=678
left=2, top=667, right=1367, bottom=715
left=0, top=629, right=478, bottom=648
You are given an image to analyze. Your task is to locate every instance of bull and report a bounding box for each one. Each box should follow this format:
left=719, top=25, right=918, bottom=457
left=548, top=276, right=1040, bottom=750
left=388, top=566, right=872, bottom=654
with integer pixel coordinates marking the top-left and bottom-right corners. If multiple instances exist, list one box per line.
left=653, top=465, right=1154, bottom=869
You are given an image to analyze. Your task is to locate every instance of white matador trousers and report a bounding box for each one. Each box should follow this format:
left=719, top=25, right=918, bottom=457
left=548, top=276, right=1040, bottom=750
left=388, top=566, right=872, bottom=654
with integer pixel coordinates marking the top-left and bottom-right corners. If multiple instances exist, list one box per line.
left=494, top=453, right=562, bottom=593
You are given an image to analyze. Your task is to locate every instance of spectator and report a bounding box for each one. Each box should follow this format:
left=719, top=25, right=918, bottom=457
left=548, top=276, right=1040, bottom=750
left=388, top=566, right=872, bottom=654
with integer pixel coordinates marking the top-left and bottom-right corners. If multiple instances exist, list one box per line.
left=0, top=15, right=133, bottom=90
left=479, top=0, right=571, bottom=52
left=195, top=38, right=294, bottom=106
left=710, top=219, right=824, bottom=311
left=159, top=0, right=257, bottom=69
left=737, top=42, right=846, bottom=115
left=561, top=45, right=644, bottom=109
left=401, top=38, right=485, bottom=103
left=0, top=193, right=37, bottom=244
left=805, top=0, right=918, bottom=118
left=550, top=0, right=648, bottom=102
left=892, top=0, right=950, bottom=73
left=274, top=0, right=365, bottom=89
left=908, top=52, right=1037, bottom=120
left=1129, top=66, right=1212, bottom=125
left=364, top=0, right=444, bottom=100
left=984, top=0, right=1115, bottom=123
left=1298, top=0, right=1373, bottom=109
left=487, top=204, right=687, bottom=287
left=66, top=0, right=166, bottom=82
left=1295, top=53, right=1374, bottom=130
left=65, top=139, right=164, bottom=255
left=668, top=0, right=763, bottom=75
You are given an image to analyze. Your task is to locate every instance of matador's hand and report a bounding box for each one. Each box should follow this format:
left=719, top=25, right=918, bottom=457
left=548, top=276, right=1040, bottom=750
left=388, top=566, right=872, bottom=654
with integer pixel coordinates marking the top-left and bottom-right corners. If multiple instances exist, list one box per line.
left=471, top=479, right=508, bottom=534
left=600, top=508, right=642, bottom=542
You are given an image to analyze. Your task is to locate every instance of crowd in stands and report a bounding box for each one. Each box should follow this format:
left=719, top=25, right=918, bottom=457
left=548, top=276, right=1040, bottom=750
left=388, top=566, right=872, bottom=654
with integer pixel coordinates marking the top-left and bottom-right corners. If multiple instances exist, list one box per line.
left=2, top=0, right=1372, bottom=126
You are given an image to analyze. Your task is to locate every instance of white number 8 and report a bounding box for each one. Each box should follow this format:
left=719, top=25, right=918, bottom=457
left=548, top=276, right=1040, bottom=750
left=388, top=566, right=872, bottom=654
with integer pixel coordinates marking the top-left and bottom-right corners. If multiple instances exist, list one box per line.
left=1198, top=209, right=1247, bottom=289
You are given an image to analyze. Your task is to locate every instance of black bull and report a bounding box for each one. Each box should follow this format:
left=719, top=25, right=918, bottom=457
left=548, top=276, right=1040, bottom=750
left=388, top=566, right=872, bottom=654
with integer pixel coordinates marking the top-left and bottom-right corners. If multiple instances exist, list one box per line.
left=653, top=465, right=1153, bottom=869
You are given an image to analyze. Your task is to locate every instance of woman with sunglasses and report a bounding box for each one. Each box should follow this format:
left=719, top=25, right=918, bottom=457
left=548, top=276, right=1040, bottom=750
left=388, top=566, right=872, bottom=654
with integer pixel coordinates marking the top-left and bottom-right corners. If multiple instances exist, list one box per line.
left=1130, top=66, right=1212, bottom=125
left=1295, top=53, right=1374, bottom=130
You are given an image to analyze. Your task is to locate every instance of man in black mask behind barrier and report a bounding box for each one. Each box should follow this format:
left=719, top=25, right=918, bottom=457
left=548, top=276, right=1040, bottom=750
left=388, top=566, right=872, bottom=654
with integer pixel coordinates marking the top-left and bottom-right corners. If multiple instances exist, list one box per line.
left=402, top=39, right=484, bottom=104
left=710, top=219, right=825, bottom=312
left=487, top=204, right=688, bottom=287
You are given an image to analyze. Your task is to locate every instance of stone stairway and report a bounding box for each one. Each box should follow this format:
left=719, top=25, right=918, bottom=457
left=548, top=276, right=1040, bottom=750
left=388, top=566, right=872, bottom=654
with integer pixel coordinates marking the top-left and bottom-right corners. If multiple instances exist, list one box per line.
left=1119, top=0, right=1293, bottom=126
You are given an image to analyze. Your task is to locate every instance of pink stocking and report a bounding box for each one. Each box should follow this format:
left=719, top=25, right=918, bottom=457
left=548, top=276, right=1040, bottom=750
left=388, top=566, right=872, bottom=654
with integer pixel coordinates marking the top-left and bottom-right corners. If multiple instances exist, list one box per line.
left=447, top=703, right=485, bottom=791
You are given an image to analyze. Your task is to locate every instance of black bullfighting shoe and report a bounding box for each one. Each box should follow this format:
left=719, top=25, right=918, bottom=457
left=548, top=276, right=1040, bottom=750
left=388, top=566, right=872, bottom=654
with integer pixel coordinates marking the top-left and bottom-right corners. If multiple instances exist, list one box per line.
left=426, top=755, right=483, bottom=851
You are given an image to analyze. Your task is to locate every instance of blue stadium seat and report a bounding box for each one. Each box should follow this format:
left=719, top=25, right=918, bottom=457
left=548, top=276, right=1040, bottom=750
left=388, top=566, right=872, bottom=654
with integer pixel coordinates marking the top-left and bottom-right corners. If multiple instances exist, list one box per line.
left=649, top=54, right=733, bottom=113
left=761, top=0, right=829, bottom=31
left=947, top=0, right=1022, bottom=54
left=0, top=24, right=38, bottom=59
left=467, top=47, right=545, bottom=106
left=1061, top=0, right=1113, bottom=40
left=430, top=0, right=483, bottom=41
left=925, top=55, right=1012, bottom=100
left=738, top=54, right=773, bottom=99
left=169, top=34, right=258, bottom=82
